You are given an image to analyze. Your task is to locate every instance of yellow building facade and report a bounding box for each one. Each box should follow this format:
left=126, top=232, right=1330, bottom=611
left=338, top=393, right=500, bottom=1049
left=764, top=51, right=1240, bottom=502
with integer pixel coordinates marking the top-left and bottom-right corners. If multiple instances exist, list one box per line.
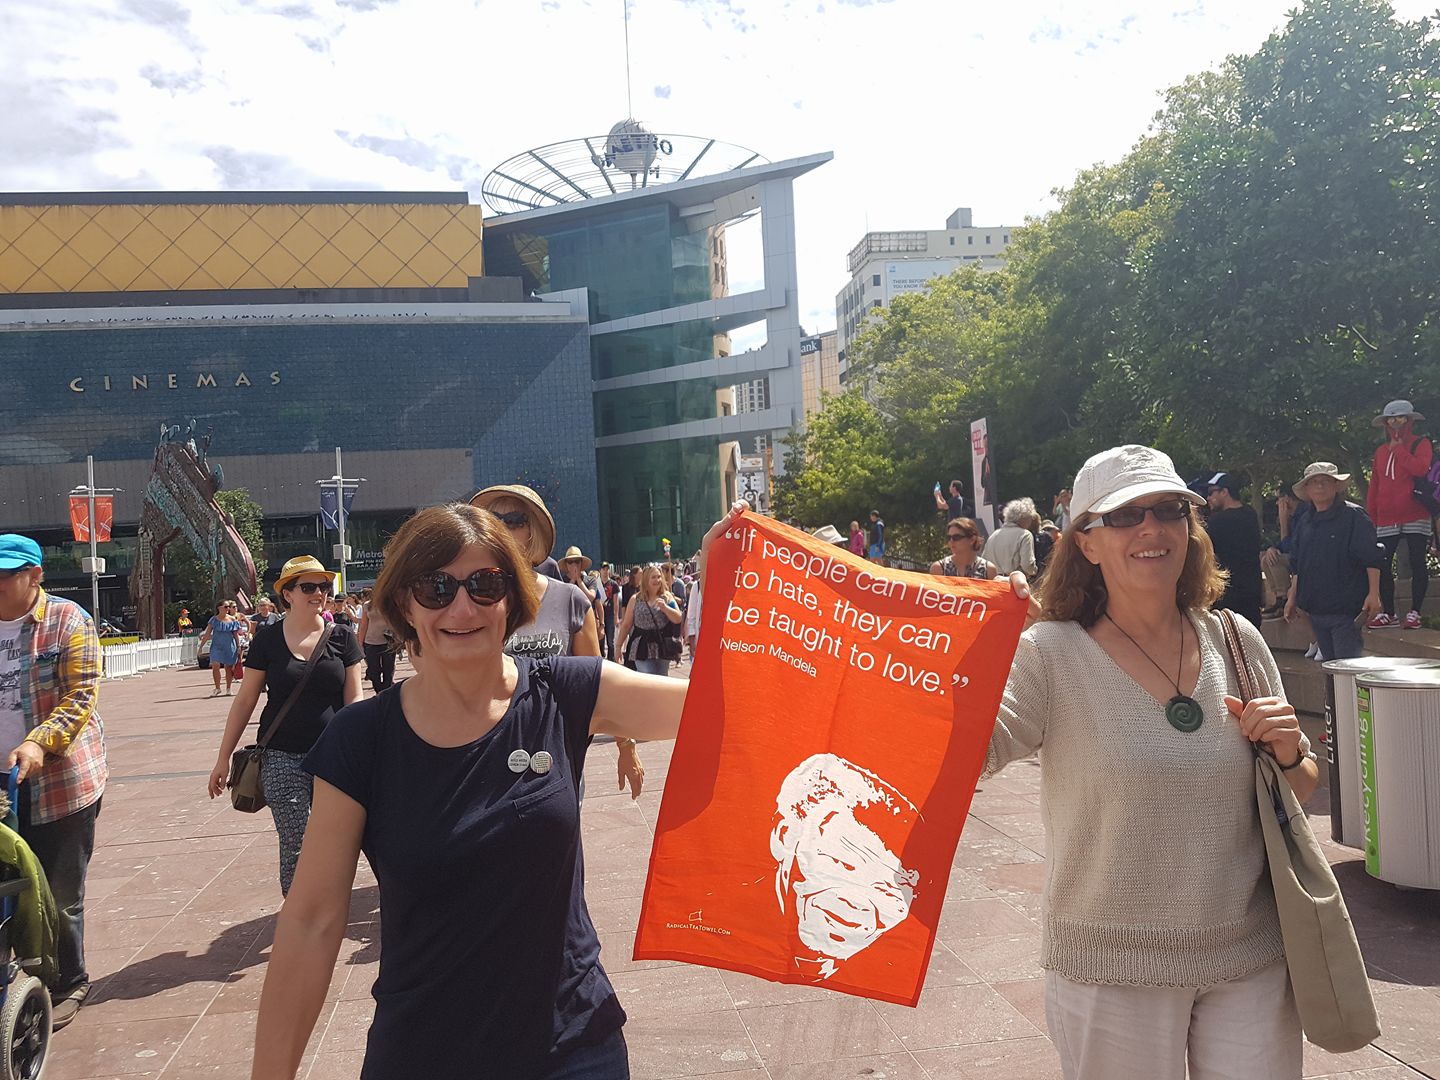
left=0, top=195, right=483, bottom=295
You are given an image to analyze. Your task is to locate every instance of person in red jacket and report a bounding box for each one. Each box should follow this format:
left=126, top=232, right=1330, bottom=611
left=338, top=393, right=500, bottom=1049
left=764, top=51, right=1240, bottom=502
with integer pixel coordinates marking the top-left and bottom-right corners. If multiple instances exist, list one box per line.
left=1366, top=399, right=1434, bottom=629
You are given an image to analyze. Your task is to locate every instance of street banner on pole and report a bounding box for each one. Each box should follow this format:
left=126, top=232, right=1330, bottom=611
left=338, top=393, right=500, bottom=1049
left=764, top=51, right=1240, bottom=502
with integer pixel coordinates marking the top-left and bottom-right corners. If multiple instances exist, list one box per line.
left=320, top=485, right=358, bottom=530
left=634, top=511, right=1026, bottom=1006
left=970, top=419, right=998, bottom=531
left=69, top=495, right=113, bottom=542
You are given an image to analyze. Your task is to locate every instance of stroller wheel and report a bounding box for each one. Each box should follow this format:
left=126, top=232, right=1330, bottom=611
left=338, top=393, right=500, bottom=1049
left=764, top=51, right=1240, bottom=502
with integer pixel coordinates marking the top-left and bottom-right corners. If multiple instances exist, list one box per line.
left=0, top=975, right=50, bottom=1080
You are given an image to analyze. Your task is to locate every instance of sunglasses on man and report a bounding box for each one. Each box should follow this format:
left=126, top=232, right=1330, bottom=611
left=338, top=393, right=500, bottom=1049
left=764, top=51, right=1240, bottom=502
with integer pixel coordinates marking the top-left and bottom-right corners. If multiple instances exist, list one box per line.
left=1084, top=499, right=1192, bottom=530
left=410, top=568, right=512, bottom=610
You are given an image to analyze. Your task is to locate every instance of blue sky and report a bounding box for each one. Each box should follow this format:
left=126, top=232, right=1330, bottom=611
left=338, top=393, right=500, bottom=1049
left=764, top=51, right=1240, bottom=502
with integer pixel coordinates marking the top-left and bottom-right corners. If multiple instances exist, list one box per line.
left=1, top=0, right=1432, bottom=333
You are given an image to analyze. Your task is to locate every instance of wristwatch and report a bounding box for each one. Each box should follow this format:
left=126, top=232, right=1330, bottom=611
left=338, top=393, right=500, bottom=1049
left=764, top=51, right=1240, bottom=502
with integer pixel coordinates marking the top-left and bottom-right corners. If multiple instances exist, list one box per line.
left=1279, top=749, right=1317, bottom=771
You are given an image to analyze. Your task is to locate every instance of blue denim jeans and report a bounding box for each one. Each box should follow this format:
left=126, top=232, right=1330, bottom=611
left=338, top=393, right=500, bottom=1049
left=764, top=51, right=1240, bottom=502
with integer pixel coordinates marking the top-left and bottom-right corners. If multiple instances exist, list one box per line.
left=542, top=1029, right=629, bottom=1079
left=1309, top=612, right=1364, bottom=661
left=21, top=795, right=101, bottom=992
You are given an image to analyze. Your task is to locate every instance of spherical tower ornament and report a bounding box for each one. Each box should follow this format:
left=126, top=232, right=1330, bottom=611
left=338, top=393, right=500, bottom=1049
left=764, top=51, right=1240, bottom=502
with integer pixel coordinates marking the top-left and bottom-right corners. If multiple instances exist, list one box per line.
left=483, top=133, right=766, bottom=214
left=603, top=118, right=660, bottom=181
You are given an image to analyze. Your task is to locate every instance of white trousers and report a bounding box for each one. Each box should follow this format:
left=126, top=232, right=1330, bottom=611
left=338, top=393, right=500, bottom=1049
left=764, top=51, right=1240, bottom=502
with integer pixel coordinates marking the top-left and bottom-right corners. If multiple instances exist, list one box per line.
left=1044, top=958, right=1303, bottom=1080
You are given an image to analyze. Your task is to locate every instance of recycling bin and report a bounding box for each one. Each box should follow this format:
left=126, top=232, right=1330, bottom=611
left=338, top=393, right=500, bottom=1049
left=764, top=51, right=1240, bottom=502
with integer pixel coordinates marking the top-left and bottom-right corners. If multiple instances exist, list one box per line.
left=1353, top=668, right=1440, bottom=889
left=1322, top=658, right=1440, bottom=849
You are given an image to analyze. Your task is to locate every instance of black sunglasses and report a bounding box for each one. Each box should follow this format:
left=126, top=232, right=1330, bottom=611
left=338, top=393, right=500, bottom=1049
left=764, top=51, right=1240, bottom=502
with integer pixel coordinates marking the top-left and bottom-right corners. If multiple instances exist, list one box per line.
left=1088, top=499, right=1193, bottom=530
left=495, top=511, right=530, bottom=528
left=946, top=532, right=971, bottom=542
left=293, top=581, right=333, bottom=596
left=411, top=568, right=512, bottom=610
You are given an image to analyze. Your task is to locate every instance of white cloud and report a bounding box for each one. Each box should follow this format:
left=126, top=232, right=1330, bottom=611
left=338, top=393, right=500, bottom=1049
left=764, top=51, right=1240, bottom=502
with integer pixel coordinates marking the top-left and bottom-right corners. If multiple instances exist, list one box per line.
left=2, top=0, right=1432, bottom=334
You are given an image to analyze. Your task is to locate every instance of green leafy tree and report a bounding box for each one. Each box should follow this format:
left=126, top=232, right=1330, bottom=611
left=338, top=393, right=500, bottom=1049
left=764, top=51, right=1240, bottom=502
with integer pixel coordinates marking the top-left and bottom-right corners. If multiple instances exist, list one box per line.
left=777, top=0, right=1440, bottom=518
left=167, top=489, right=268, bottom=619
left=1134, top=0, right=1440, bottom=483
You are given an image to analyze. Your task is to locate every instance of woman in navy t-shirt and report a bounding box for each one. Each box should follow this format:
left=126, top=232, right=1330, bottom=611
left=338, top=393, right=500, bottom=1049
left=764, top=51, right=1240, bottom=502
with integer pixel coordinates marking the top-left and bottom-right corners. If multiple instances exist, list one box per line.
left=250, top=501, right=726, bottom=1080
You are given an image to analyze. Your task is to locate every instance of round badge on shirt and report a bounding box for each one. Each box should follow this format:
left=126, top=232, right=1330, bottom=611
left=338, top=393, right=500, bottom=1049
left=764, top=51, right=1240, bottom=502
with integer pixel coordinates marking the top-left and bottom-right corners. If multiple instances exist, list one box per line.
left=530, top=750, right=553, bottom=775
left=507, top=749, right=532, bottom=773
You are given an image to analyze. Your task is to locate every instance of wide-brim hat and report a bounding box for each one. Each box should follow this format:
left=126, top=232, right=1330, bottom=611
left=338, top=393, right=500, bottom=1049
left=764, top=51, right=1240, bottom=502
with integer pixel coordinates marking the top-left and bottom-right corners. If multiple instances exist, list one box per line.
left=274, top=555, right=332, bottom=595
left=1374, top=399, right=1425, bottom=426
left=1070, top=445, right=1206, bottom=523
left=469, top=484, right=556, bottom=563
left=1293, top=462, right=1352, bottom=499
left=560, top=545, right=592, bottom=571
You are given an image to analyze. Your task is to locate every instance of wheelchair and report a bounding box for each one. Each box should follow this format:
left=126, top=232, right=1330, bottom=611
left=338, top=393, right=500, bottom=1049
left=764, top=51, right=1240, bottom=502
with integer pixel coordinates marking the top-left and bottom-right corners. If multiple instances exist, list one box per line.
left=0, top=765, right=52, bottom=1079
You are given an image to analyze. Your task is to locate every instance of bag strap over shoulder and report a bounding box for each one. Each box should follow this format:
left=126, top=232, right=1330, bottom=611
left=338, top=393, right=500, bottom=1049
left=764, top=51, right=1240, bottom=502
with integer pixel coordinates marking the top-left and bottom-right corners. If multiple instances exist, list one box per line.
left=1217, top=609, right=1259, bottom=704
left=257, top=623, right=335, bottom=750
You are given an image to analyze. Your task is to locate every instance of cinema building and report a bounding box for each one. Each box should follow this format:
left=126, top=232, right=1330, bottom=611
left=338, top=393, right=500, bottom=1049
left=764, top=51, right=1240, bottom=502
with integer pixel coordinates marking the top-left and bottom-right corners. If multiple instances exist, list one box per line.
left=0, top=134, right=828, bottom=620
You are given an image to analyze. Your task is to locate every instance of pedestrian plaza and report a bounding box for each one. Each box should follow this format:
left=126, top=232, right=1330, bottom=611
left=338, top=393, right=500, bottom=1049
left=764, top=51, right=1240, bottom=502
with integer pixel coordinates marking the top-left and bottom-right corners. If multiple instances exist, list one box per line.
left=43, top=660, right=1440, bottom=1079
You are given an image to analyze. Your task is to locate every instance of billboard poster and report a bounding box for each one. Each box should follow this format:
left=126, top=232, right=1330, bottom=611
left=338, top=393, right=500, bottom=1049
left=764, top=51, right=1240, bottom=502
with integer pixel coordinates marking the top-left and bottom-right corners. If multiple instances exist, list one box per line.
left=883, top=259, right=962, bottom=304
left=970, top=419, right=998, bottom=531
left=634, top=511, right=1027, bottom=1005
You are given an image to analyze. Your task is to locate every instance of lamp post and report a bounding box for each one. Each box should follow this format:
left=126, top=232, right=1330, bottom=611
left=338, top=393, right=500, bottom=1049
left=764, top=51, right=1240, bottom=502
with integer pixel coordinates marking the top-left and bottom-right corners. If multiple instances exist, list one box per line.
left=68, top=456, right=122, bottom=623
left=315, top=447, right=365, bottom=594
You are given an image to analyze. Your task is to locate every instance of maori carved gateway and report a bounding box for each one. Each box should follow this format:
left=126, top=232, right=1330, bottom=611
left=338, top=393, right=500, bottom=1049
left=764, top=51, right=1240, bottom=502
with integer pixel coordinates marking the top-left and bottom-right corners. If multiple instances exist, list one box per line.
left=129, top=422, right=258, bottom=639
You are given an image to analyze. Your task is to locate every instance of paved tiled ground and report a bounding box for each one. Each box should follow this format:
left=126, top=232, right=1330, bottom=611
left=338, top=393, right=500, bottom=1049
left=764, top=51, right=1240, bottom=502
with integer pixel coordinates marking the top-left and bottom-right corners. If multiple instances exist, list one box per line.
left=39, top=658, right=1440, bottom=1078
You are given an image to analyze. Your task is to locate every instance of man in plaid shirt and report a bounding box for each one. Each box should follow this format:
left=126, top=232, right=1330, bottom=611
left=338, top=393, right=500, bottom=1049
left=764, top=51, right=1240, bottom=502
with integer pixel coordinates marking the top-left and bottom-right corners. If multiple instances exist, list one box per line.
left=0, top=534, right=106, bottom=1029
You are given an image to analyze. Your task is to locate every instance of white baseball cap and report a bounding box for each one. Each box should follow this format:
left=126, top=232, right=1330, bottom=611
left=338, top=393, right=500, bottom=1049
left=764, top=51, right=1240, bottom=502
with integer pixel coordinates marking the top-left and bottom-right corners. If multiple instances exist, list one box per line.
left=1070, top=445, right=1206, bottom=523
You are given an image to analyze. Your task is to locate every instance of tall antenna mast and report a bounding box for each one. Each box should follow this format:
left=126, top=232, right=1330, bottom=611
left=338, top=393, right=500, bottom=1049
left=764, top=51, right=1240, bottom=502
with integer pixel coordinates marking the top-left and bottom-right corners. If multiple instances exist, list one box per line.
left=623, top=0, right=634, bottom=118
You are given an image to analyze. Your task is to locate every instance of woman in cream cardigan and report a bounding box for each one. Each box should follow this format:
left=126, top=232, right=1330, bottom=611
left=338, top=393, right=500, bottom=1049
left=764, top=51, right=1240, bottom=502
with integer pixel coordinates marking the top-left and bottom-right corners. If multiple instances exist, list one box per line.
left=986, top=444, right=1318, bottom=1080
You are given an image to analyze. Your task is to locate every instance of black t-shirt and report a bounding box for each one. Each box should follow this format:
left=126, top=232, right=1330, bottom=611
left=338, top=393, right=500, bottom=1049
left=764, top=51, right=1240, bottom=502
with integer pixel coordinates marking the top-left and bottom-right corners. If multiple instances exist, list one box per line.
left=302, top=657, right=623, bottom=1080
left=245, top=623, right=364, bottom=754
left=1206, top=506, right=1264, bottom=612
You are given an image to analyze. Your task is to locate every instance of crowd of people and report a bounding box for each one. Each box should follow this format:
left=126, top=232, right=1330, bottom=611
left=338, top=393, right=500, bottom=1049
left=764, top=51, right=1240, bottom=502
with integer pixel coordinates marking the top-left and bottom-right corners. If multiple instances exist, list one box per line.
left=0, top=399, right=1424, bottom=1078
left=910, top=398, right=1434, bottom=666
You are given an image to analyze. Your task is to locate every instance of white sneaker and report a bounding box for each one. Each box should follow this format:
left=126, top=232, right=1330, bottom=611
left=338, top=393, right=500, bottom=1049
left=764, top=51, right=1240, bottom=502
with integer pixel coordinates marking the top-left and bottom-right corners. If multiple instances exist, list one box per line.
left=1304, top=642, right=1319, bottom=660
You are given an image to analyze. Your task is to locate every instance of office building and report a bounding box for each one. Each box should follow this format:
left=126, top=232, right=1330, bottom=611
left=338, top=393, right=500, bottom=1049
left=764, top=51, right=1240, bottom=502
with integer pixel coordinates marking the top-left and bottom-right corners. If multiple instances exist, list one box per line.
left=836, top=207, right=1017, bottom=365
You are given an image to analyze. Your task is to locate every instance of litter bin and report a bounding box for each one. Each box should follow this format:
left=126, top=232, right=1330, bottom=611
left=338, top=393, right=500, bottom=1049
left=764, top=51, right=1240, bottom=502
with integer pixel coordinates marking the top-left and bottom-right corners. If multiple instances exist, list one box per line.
left=1354, top=668, right=1440, bottom=889
left=1321, top=658, right=1440, bottom=849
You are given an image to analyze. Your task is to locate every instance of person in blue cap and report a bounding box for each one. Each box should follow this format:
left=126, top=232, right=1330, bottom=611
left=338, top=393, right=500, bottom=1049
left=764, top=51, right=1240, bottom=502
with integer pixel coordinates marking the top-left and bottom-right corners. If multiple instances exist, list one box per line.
left=0, top=534, right=106, bottom=1029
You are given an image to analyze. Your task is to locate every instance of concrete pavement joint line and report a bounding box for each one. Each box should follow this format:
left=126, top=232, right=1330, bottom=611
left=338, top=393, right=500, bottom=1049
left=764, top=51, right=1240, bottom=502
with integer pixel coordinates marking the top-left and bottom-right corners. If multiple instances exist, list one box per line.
left=710, top=951, right=772, bottom=1077
left=107, top=770, right=214, bottom=782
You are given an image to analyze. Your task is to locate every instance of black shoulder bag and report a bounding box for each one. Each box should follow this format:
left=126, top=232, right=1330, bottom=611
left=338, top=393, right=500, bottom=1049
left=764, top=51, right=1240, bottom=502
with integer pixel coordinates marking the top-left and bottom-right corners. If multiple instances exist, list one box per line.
left=228, top=623, right=335, bottom=813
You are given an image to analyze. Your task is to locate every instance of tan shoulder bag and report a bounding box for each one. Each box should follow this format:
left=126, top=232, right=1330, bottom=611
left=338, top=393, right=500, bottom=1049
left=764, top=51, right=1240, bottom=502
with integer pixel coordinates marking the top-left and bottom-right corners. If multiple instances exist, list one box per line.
left=1217, top=609, right=1380, bottom=1053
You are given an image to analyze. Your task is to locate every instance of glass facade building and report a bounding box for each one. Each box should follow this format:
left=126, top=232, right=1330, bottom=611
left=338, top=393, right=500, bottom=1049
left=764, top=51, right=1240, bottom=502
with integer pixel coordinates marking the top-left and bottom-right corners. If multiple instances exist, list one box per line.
left=0, top=312, right=596, bottom=616
left=485, top=152, right=829, bottom=562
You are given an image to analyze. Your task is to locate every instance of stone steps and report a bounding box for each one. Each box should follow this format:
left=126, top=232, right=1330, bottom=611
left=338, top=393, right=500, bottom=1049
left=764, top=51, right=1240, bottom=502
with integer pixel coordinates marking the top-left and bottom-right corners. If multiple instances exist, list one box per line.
left=1260, top=615, right=1440, bottom=716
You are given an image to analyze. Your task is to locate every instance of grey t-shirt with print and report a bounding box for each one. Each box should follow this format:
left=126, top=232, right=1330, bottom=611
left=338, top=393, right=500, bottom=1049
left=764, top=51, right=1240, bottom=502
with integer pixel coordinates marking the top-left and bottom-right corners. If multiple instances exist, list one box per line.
left=506, top=579, right=590, bottom=659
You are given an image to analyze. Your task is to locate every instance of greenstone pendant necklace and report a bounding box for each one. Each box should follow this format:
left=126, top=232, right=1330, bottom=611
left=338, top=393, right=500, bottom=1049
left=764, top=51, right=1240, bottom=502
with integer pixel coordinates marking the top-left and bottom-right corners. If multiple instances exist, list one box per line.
left=1104, top=611, right=1204, bottom=732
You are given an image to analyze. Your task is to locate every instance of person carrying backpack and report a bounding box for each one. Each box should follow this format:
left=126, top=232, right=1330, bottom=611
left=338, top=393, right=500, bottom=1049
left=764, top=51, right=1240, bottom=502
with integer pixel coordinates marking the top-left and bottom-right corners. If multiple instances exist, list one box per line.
left=1366, top=399, right=1434, bottom=629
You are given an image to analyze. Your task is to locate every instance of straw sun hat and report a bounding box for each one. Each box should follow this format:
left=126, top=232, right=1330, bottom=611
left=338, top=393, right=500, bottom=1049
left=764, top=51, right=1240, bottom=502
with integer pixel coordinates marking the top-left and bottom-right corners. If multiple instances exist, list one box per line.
left=468, top=484, right=557, bottom=564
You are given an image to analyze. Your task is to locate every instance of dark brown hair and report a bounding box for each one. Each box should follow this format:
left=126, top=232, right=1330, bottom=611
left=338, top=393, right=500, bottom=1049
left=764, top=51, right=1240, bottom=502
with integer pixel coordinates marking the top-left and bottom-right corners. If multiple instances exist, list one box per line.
left=372, top=503, right=540, bottom=656
left=946, top=517, right=982, bottom=540
left=1038, top=513, right=1228, bottom=628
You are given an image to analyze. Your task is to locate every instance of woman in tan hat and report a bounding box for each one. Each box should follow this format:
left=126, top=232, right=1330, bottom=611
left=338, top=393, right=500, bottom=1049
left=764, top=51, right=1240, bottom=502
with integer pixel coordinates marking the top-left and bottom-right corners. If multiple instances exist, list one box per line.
left=206, top=556, right=364, bottom=894
left=560, top=545, right=604, bottom=651
left=470, top=486, right=645, bottom=797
